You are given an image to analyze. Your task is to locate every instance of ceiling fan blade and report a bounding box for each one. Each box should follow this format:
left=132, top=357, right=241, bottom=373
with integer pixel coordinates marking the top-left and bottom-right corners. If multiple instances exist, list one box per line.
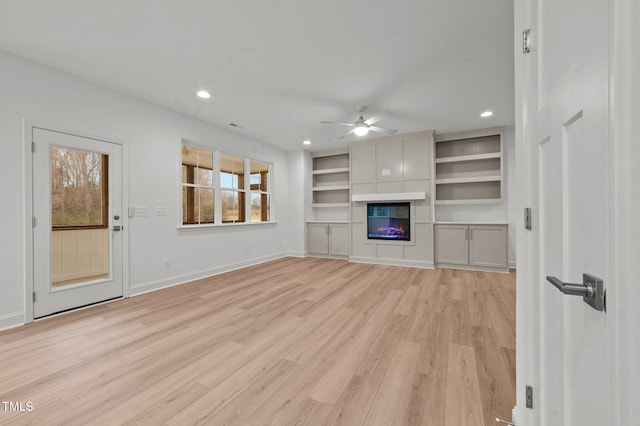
left=338, top=129, right=357, bottom=139
left=369, top=126, right=398, bottom=135
left=364, top=110, right=390, bottom=125
left=320, top=121, right=355, bottom=127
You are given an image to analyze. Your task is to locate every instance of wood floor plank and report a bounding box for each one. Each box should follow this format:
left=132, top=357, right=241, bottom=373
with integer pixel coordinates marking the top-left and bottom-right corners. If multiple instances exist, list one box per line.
left=444, top=343, right=485, bottom=426
left=404, top=372, right=447, bottom=426
left=363, top=339, right=422, bottom=426
left=323, top=313, right=409, bottom=426
left=308, top=289, right=403, bottom=405
left=471, top=326, right=515, bottom=425
left=0, top=259, right=515, bottom=426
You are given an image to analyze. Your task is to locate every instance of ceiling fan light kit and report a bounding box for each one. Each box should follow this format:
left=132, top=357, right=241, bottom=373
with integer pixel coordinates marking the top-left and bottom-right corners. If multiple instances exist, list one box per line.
left=354, top=125, right=369, bottom=136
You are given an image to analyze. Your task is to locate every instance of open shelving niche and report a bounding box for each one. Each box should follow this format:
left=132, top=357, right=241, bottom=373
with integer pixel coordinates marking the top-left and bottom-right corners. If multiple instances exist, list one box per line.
left=434, top=128, right=503, bottom=205
left=311, top=148, right=350, bottom=209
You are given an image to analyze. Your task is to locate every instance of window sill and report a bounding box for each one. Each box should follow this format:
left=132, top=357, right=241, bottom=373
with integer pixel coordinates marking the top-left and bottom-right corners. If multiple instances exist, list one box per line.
left=178, top=221, right=276, bottom=230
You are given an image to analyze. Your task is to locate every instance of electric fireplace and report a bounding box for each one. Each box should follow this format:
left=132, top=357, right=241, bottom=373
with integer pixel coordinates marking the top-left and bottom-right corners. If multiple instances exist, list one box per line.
left=367, top=202, right=410, bottom=241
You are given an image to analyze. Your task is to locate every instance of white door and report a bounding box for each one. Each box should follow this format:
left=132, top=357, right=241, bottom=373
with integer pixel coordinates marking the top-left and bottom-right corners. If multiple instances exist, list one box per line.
left=32, top=128, right=123, bottom=318
left=517, top=0, right=614, bottom=424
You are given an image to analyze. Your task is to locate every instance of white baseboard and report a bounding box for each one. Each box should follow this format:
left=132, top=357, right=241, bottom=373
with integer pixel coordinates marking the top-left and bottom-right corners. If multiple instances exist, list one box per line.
left=129, top=252, right=289, bottom=296
left=512, top=406, right=523, bottom=425
left=286, top=251, right=307, bottom=258
left=509, top=260, right=517, bottom=269
left=0, top=312, right=24, bottom=331
left=349, top=256, right=434, bottom=269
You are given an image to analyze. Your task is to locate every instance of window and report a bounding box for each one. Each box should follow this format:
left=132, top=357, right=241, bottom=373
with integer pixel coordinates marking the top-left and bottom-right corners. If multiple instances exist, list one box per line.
left=180, top=142, right=272, bottom=226
left=220, top=154, right=245, bottom=223
left=181, top=145, right=214, bottom=224
left=250, top=161, right=270, bottom=222
left=51, top=145, right=108, bottom=229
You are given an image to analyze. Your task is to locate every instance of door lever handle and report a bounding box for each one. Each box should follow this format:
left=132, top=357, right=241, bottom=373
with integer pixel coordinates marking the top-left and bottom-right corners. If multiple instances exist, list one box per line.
left=545, top=273, right=605, bottom=312
left=546, top=276, right=593, bottom=297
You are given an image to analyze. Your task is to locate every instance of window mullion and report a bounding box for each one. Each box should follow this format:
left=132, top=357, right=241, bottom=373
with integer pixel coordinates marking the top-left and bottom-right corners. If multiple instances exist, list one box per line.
left=243, top=158, right=250, bottom=223
left=214, top=150, right=221, bottom=224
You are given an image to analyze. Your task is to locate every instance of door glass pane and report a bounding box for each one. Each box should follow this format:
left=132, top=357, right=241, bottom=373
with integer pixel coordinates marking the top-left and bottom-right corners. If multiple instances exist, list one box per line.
left=50, top=145, right=109, bottom=288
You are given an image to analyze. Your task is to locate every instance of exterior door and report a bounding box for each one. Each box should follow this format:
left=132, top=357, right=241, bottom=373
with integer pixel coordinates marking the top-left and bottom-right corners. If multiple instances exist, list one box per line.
left=516, top=0, right=614, bottom=424
left=32, top=128, right=123, bottom=318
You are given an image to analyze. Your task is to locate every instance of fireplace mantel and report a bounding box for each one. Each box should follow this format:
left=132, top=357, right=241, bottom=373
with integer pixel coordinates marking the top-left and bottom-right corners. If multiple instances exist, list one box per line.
left=351, top=192, right=426, bottom=202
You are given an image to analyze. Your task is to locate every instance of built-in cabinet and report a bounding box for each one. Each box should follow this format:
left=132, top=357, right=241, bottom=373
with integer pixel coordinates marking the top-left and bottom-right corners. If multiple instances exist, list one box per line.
left=349, top=131, right=434, bottom=268
left=307, top=222, right=350, bottom=257
left=434, top=223, right=508, bottom=271
left=434, top=128, right=503, bottom=205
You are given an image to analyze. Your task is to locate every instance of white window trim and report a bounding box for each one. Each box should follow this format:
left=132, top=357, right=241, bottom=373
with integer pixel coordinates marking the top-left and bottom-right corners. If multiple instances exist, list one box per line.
left=179, top=141, right=275, bottom=229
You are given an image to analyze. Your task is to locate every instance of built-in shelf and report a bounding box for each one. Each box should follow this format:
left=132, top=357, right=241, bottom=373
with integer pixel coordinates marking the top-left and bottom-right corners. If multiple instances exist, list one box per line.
left=435, top=152, right=501, bottom=164
left=435, top=175, right=501, bottom=185
left=434, top=129, right=503, bottom=204
left=312, top=185, right=350, bottom=191
left=312, top=167, right=350, bottom=175
left=311, top=149, right=350, bottom=210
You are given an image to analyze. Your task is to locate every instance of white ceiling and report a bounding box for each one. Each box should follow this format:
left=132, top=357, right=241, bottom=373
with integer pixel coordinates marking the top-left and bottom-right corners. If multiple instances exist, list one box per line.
left=0, top=0, right=515, bottom=151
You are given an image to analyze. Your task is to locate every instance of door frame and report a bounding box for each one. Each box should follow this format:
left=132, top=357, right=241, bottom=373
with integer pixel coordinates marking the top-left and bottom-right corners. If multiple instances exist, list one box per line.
left=23, top=121, right=130, bottom=324
left=514, top=0, right=638, bottom=424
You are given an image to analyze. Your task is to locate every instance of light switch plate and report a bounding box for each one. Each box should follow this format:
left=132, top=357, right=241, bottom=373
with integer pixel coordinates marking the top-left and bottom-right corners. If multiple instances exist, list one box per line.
left=134, top=207, right=148, bottom=217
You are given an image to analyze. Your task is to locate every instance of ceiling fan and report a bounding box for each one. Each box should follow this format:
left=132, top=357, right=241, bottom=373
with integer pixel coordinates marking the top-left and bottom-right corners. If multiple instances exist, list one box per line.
left=321, top=105, right=398, bottom=139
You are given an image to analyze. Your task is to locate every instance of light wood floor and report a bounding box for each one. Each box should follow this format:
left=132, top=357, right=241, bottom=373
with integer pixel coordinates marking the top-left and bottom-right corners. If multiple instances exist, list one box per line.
left=0, top=257, right=515, bottom=425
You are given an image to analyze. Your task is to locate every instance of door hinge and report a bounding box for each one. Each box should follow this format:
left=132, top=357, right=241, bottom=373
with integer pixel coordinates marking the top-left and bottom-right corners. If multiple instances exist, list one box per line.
left=522, top=29, right=531, bottom=54
left=33, top=292, right=36, bottom=303
left=526, top=385, right=533, bottom=409
left=31, top=142, right=36, bottom=153
left=524, top=208, right=532, bottom=230
left=32, top=217, right=36, bottom=228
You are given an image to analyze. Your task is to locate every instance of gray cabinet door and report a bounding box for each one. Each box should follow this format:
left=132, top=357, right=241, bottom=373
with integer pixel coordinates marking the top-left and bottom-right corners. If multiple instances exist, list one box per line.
left=328, top=224, right=350, bottom=257
left=468, top=225, right=508, bottom=268
left=307, top=223, right=329, bottom=255
left=434, top=225, right=469, bottom=265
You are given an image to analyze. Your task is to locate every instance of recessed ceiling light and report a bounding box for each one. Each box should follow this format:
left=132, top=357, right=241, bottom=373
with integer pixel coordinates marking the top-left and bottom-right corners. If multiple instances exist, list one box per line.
left=303, top=140, right=311, bottom=145
left=480, top=111, right=493, bottom=118
left=197, top=90, right=211, bottom=99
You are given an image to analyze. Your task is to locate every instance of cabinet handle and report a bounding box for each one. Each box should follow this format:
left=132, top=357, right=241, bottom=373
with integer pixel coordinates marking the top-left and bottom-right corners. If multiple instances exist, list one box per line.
left=465, top=228, right=469, bottom=240
left=468, top=228, right=472, bottom=240
left=326, top=226, right=330, bottom=236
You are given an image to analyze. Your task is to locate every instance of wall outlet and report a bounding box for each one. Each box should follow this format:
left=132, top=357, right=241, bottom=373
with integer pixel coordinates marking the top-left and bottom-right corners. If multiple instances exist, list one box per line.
left=156, top=207, right=167, bottom=216
left=163, top=258, right=171, bottom=268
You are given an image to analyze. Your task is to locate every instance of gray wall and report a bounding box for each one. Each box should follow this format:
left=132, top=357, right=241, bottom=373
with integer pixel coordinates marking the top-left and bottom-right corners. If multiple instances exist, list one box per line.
left=0, top=50, right=292, bottom=330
